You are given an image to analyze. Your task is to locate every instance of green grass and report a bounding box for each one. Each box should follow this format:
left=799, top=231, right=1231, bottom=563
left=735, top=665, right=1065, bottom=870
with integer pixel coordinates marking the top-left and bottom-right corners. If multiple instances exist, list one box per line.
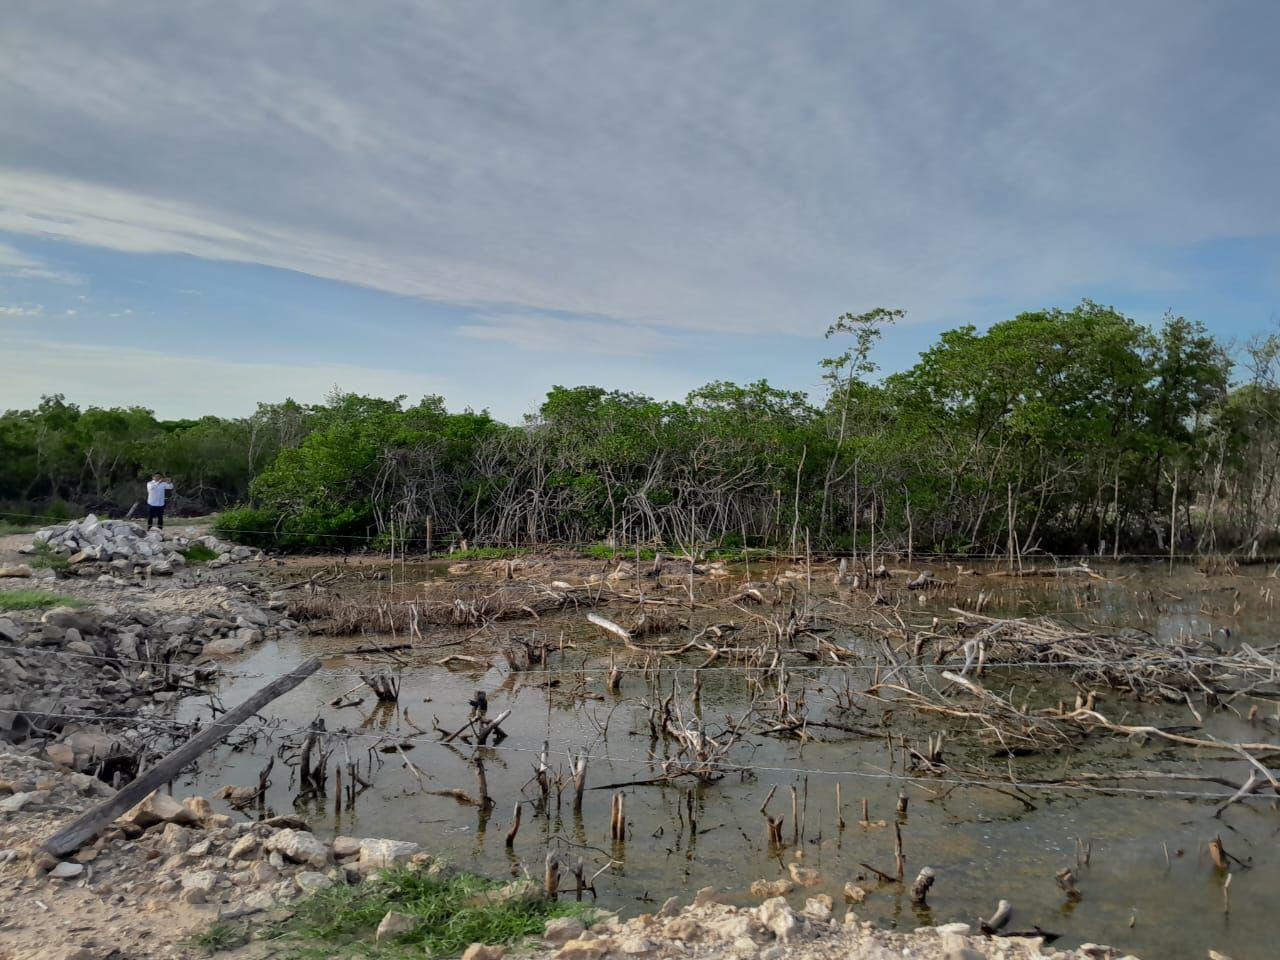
left=0, top=591, right=84, bottom=612
left=267, top=866, right=593, bottom=958
left=26, top=543, right=68, bottom=571
left=179, top=542, right=219, bottom=563
left=183, top=920, right=250, bottom=953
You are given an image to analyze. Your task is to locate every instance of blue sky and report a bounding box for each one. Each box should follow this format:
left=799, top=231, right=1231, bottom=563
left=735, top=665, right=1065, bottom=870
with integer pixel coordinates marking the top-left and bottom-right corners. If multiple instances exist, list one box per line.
left=2, top=1, right=1278, bottom=421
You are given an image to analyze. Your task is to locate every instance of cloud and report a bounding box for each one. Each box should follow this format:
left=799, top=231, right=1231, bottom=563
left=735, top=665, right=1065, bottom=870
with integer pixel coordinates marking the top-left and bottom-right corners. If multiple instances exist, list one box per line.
left=0, top=241, right=80, bottom=284
left=457, top=312, right=680, bottom=356
left=0, top=337, right=464, bottom=419
left=0, top=2, right=1276, bottom=339
left=0, top=303, right=42, bottom=317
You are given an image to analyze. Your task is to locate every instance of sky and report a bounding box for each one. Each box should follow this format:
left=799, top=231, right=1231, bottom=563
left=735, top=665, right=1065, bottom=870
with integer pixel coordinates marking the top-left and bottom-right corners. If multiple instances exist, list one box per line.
left=1, top=1, right=1278, bottom=422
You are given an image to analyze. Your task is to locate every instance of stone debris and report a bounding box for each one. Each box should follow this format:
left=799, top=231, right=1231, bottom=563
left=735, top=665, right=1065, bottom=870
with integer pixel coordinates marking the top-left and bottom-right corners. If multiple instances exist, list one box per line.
left=23, top=515, right=260, bottom=574
left=0, top=582, right=300, bottom=773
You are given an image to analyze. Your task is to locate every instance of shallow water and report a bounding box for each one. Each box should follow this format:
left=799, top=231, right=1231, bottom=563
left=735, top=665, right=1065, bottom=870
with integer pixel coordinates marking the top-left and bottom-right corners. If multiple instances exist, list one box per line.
left=176, top=561, right=1280, bottom=959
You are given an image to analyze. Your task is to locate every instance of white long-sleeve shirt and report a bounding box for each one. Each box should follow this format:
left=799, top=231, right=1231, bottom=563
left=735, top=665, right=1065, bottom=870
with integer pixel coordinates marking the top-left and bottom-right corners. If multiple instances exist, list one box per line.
left=146, top=480, right=174, bottom=507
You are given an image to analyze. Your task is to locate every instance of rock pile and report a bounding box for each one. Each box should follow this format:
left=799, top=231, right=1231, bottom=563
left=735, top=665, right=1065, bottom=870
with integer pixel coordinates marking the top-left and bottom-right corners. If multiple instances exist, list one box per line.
left=0, top=590, right=298, bottom=762
left=20, top=515, right=261, bottom=578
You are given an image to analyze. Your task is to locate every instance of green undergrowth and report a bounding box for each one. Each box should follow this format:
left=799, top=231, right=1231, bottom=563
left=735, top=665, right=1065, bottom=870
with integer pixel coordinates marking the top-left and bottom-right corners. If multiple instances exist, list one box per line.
left=0, top=591, right=84, bottom=612
left=264, top=866, right=595, bottom=958
left=183, top=919, right=251, bottom=953
left=26, top=543, right=68, bottom=571
left=179, top=542, right=219, bottom=563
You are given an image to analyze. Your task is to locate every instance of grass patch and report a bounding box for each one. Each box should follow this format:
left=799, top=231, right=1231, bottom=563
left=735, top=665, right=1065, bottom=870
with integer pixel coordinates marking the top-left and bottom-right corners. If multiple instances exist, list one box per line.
left=183, top=919, right=250, bottom=953
left=179, top=542, right=219, bottom=563
left=268, top=867, right=593, bottom=958
left=26, top=543, right=68, bottom=571
left=0, top=591, right=84, bottom=612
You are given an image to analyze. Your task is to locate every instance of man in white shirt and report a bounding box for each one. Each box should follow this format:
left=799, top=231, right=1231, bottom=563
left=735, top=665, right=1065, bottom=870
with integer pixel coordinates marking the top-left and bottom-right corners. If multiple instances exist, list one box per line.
left=146, top=474, right=175, bottom=531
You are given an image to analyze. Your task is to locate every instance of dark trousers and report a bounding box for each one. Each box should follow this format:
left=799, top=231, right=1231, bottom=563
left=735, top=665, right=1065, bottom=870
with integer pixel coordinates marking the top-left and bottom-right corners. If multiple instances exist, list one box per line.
left=147, top=504, right=165, bottom=529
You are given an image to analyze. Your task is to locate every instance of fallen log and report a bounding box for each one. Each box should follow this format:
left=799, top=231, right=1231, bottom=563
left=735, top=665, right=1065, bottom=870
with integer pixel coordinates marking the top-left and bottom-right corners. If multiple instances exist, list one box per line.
left=43, top=657, right=321, bottom=857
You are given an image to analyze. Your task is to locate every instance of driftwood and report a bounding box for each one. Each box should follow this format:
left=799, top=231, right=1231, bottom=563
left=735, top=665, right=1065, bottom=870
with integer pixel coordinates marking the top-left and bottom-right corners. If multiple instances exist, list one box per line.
left=43, top=658, right=321, bottom=857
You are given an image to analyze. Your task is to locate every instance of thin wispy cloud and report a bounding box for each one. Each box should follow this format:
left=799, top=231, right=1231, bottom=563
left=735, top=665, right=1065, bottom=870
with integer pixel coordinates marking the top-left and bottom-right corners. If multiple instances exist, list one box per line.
left=0, top=304, right=42, bottom=317
left=0, top=240, right=80, bottom=284
left=457, top=312, right=680, bottom=357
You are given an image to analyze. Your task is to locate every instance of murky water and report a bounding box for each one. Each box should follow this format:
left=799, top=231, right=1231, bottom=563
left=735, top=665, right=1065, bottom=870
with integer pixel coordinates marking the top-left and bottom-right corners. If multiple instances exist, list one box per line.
left=175, top=561, right=1280, bottom=959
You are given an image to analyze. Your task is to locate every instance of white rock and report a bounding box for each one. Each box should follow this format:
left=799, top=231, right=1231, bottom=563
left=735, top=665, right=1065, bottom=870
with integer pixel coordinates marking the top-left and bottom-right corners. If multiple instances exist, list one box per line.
left=294, top=871, right=334, bottom=893
left=228, top=835, right=258, bottom=860
left=377, top=910, right=416, bottom=942
left=50, top=861, right=85, bottom=879
left=543, top=916, right=584, bottom=944
left=180, top=870, right=219, bottom=893
left=357, top=837, right=419, bottom=871
left=755, top=897, right=798, bottom=941
left=264, top=828, right=330, bottom=868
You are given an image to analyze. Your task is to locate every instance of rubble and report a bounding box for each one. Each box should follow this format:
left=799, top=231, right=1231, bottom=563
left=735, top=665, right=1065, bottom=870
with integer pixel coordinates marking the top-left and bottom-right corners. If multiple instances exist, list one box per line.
left=21, top=514, right=262, bottom=577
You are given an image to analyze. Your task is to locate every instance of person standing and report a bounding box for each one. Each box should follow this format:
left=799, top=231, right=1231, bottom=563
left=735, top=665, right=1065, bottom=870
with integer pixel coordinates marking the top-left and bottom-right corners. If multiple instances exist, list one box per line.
left=146, top=473, right=175, bottom=530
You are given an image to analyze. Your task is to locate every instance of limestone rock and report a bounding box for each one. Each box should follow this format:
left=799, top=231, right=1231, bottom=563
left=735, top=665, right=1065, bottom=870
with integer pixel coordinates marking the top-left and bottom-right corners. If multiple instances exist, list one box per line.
left=294, top=871, right=334, bottom=893
left=357, top=837, right=419, bottom=871
left=49, top=860, right=85, bottom=879
left=750, top=878, right=793, bottom=898
left=264, top=828, right=330, bottom=868
left=0, top=565, right=33, bottom=578
left=842, top=881, right=867, bottom=903
left=180, top=870, right=219, bottom=894
left=377, top=910, right=416, bottom=942
left=461, top=945, right=506, bottom=960
left=332, top=835, right=362, bottom=858
left=228, top=835, right=258, bottom=860
left=755, top=897, right=799, bottom=941
left=543, top=916, right=584, bottom=944
left=117, top=789, right=197, bottom=829
left=803, top=895, right=833, bottom=922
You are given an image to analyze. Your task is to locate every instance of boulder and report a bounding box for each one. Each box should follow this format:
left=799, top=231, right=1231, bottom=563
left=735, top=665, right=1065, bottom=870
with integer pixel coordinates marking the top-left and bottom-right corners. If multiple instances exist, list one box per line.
left=376, top=910, right=416, bottom=942
left=228, top=835, right=258, bottom=860
left=332, top=835, right=362, bottom=858
left=264, top=828, right=330, bottom=868
left=461, top=945, right=506, bottom=960
left=0, top=565, right=33, bottom=578
left=180, top=870, right=219, bottom=894
left=294, top=871, right=334, bottom=893
left=755, top=897, right=799, bottom=941
left=803, top=895, right=833, bottom=922
left=49, top=861, right=85, bottom=880
left=543, top=917, right=584, bottom=945
left=117, top=789, right=198, bottom=829
left=750, top=878, right=793, bottom=899
left=357, top=837, right=419, bottom=872
left=201, top=635, right=251, bottom=657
